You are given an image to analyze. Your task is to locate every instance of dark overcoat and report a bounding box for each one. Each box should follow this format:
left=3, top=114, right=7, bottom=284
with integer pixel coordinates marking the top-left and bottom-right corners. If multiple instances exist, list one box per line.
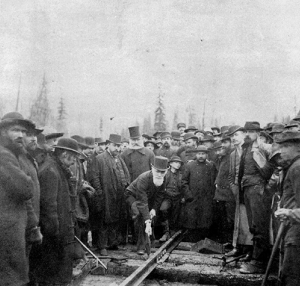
left=35, top=156, right=77, bottom=284
left=155, top=145, right=176, bottom=160
left=0, top=144, right=33, bottom=286
left=181, top=160, right=216, bottom=229
left=121, top=147, right=154, bottom=182
left=94, top=151, right=130, bottom=224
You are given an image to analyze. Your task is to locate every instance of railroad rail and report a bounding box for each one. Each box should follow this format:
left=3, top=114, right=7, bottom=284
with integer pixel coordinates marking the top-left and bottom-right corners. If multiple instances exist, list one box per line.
left=114, top=229, right=187, bottom=286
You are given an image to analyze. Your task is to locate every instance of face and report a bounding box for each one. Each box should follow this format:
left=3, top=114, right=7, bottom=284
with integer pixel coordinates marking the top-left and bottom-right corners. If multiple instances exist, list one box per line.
left=46, top=138, right=58, bottom=151
left=221, top=139, right=231, bottom=152
left=279, top=142, right=300, bottom=163
left=162, top=136, right=171, bottom=147
left=178, top=127, right=185, bottom=134
left=61, top=151, right=77, bottom=167
left=120, top=142, right=129, bottom=151
left=23, top=130, right=37, bottom=151
left=157, top=142, right=163, bottom=148
left=203, top=141, right=213, bottom=149
left=1, top=124, right=27, bottom=149
left=169, top=161, right=181, bottom=170
left=83, top=146, right=94, bottom=157
left=214, top=135, right=221, bottom=142
left=195, top=132, right=205, bottom=140
left=196, top=151, right=207, bottom=162
left=231, top=131, right=245, bottom=146
left=244, top=130, right=259, bottom=144
left=108, top=142, right=119, bottom=156
left=152, top=166, right=167, bottom=186
left=185, top=139, right=197, bottom=147
left=145, top=142, right=154, bottom=151
left=130, top=137, right=143, bottom=147
left=215, top=148, right=222, bottom=156
left=259, top=135, right=267, bottom=144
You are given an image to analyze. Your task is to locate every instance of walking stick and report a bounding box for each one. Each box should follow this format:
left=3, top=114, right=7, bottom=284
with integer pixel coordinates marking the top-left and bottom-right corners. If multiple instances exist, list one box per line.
left=75, top=236, right=107, bottom=269
left=261, top=222, right=286, bottom=286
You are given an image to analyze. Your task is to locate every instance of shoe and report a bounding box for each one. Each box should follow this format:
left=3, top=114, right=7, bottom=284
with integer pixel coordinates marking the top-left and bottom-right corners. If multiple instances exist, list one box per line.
left=137, top=249, right=145, bottom=255
left=159, top=232, right=170, bottom=243
left=225, top=248, right=241, bottom=257
left=239, top=261, right=265, bottom=274
left=100, top=248, right=108, bottom=256
left=108, top=245, right=119, bottom=250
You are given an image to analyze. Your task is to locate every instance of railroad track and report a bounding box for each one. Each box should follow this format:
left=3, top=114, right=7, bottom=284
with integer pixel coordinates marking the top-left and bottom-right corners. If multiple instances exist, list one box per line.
left=110, top=229, right=187, bottom=286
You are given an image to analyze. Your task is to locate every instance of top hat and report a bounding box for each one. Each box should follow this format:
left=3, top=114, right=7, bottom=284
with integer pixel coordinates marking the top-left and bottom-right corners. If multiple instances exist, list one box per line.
left=184, top=125, right=197, bottom=133
left=160, top=131, right=172, bottom=139
left=152, top=156, right=169, bottom=171
left=184, top=132, right=198, bottom=141
left=0, top=112, right=36, bottom=130
left=54, top=138, right=80, bottom=154
left=244, top=121, right=262, bottom=131
left=269, top=123, right=285, bottom=135
left=275, top=131, right=300, bottom=144
left=128, top=126, right=141, bottom=139
left=177, top=123, right=186, bottom=129
left=196, top=145, right=209, bottom=153
left=84, top=137, right=95, bottom=148
left=200, top=134, right=215, bottom=142
left=227, top=125, right=245, bottom=136
left=169, top=155, right=183, bottom=164
left=107, top=134, right=122, bottom=145
left=71, top=135, right=88, bottom=149
left=171, top=130, right=181, bottom=141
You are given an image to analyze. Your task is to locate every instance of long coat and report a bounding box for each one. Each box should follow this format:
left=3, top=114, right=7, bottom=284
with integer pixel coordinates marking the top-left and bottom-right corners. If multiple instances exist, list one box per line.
left=181, top=160, right=216, bottom=229
left=35, top=156, right=78, bottom=284
left=121, top=147, right=154, bottom=182
left=94, top=151, right=131, bottom=224
left=0, top=144, right=33, bottom=286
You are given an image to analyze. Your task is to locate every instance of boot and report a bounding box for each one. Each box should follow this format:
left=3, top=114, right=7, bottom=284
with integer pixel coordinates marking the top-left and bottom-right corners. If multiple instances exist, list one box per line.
left=159, top=220, right=170, bottom=243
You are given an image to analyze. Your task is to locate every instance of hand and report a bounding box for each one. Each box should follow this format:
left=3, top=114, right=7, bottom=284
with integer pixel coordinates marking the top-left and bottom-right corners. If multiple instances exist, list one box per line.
left=131, top=201, right=140, bottom=219
left=149, top=209, right=156, bottom=219
left=181, top=198, right=185, bottom=204
left=275, top=208, right=291, bottom=221
left=145, top=220, right=152, bottom=235
left=83, top=182, right=95, bottom=197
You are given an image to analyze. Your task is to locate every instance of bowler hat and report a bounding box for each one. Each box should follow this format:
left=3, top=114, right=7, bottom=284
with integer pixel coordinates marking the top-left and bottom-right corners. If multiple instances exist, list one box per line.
left=95, top=137, right=105, bottom=144
left=184, top=125, right=197, bottom=133
left=71, top=135, right=88, bottom=149
left=121, top=138, right=129, bottom=143
left=201, top=134, right=215, bottom=142
left=220, top=133, right=231, bottom=142
left=285, top=120, right=299, bottom=129
left=142, top=133, right=151, bottom=140
left=293, top=114, right=300, bottom=122
left=211, top=126, right=220, bottom=133
left=152, top=156, right=169, bottom=171
left=260, top=131, right=273, bottom=141
left=196, top=145, right=209, bottom=153
left=107, top=134, right=122, bottom=145
left=169, top=155, right=183, bottom=164
left=194, top=129, right=205, bottom=135
left=43, top=126, right=64, bottom=140
left=264, top=122, right=276, bottom=132
left=220, top=126, right=229, bottom=134
left=212, top=141, right=222, bottom=149
left=0, top=112, right=35, bottom=130
left=160, top=131, right=171, bottom=139
left=177, top=123, right=186, bottom=129
left=244, top=121, right=262, bottom=131
left=275, top=131, right=300, bottom=144
left=153, top=131, right=162, bottom=139
left=144, top=140, right=158, bottom=149
left=184, top=132, right=198, bottom=141
left=55, top=138, right=80, bottom=154
left=171, top=130, right=181, bottom=141
left=128, top=126, right=141, bottom=139
left=204, top=127, right=213, bottom=134
left=84, top=137, right=95, bottom=148
left=227, top=125, right=244, bottom=136
left=269, top=123, right=285, bottom=135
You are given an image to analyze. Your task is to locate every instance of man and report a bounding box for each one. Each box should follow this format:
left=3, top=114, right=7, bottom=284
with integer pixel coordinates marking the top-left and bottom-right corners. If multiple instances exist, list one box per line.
left=201, top=134, right=217, bottom=162
left=171, top=130, right=181, bottom=152
left=194, top=129, right=205, bottom=142
left=213, top=133, right=235, bottom=243
left=155, top=131, right=177, bottom=159
left=284, top=120, right=299, bottom=131
left=159, top=156, right=184, bottom=242
left=121, top=126, right=155, bottom=182
left=177, top=122, right=186, bottom=134
left=144, top=139, right=158, bottom=152
left=227, top=125, right=253, bottom=259
left=43, top=126, right=64, bottom=151
left=274, top=131, right=300, bottom=285
left=93, top=134, right=130, bottom=255
left=238, top=121, right=273, bottom=274
left=120, top=138, right=129, bottom=153
left=35, top=138, right=84, bottom=285
left=0, top=112, right=35, bottom=286
left=182, top=146, right=217, bottom=242
left=125, top=156, right=168, bottom=254
left=178, top=132, right=198, bottom=167
left=95, top=137, right=106, bottom=154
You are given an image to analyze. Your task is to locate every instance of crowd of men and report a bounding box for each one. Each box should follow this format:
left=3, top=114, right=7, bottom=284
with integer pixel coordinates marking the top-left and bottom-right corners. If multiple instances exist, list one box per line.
left=1, top=111, right=300, bottom=286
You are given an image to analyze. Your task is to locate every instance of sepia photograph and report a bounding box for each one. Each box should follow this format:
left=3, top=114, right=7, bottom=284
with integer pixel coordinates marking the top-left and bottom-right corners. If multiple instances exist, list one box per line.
left=0, top=1, right=300, bottom=285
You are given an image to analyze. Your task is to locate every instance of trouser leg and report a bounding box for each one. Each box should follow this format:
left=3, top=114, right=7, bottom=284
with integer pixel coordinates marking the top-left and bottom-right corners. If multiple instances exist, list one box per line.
left=135, top=215, right=146, bottom=252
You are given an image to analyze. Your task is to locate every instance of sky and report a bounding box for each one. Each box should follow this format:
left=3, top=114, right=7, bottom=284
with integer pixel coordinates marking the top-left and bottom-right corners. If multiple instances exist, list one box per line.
left=1, top=0, right=300, bottom=136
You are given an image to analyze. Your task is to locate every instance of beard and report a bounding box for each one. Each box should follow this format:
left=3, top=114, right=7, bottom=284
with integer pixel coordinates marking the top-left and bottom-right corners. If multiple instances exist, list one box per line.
left=244, top=136, right=252, bottom=145
left=130, top=142, right=143, bottom=150
left=153, top=176, right=164, bottom=187
left=163, top=142, right=170, bottom=148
